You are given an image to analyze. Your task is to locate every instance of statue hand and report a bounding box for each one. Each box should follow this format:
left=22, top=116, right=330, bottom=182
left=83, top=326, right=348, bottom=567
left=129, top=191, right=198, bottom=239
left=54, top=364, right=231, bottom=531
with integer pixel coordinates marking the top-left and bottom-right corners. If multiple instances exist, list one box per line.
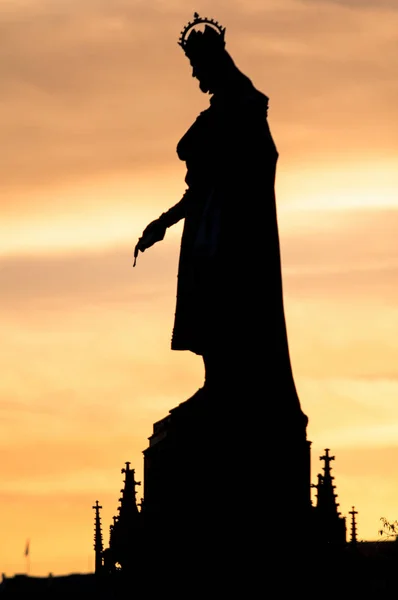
left=139, top=218, right=167, bottom=250
left=133, top=218, right=167, bottom=266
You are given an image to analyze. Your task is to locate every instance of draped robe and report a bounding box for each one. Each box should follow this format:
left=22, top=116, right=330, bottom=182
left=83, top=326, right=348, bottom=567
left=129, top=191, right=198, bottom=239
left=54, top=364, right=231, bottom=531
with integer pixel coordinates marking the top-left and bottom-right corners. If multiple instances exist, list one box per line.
left=162, top=75, right=305, bottom=418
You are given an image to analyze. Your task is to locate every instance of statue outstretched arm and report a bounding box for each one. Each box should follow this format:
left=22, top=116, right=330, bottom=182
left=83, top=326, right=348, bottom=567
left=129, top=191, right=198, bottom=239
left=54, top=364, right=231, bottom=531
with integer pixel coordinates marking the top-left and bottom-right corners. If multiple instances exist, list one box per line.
left=159, top=187, right=192, bottom=228
left=133, top=188, right=192, bottom=266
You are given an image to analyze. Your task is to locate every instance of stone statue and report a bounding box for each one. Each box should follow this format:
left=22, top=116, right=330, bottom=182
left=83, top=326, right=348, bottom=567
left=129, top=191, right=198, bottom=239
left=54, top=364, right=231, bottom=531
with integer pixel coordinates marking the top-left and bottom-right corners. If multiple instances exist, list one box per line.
left=135, top=14, right=307, bottom=429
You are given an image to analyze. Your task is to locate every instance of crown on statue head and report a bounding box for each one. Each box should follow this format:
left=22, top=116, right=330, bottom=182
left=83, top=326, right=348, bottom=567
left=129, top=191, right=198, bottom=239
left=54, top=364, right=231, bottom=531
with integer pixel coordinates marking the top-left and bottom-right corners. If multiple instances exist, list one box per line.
left=178, top=12, right=226, bottom=62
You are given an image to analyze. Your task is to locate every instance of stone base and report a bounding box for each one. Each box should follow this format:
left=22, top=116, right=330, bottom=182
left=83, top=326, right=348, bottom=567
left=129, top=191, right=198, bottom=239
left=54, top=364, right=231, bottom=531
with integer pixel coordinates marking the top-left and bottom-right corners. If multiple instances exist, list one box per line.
left=141, top=386, right=312, bottom=594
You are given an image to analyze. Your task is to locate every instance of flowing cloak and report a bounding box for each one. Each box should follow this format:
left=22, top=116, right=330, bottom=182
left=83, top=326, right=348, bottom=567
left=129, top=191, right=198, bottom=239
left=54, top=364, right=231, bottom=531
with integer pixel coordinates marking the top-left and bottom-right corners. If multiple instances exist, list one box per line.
left=165, top=75, right=302, bottom=411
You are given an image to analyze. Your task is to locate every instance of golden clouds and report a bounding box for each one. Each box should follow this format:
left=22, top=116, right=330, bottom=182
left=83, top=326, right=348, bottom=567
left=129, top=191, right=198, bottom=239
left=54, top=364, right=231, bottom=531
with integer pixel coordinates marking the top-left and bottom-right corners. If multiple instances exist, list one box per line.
left=0, top=168, right=185, bottom=256
left=1, top=0, right=397, bottom=196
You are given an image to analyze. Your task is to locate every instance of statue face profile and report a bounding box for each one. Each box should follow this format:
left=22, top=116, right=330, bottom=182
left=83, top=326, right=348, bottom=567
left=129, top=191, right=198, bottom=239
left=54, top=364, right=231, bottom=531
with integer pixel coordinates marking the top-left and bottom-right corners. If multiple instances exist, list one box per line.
left=190, top=60, right=215, bottom=94
left=179, top=14, right=226, bottom=95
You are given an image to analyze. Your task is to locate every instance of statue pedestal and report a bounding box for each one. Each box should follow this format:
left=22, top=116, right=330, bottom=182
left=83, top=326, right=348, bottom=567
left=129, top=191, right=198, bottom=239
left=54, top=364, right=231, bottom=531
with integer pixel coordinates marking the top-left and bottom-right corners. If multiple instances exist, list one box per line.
left=142, top=389, right=312, bottom=595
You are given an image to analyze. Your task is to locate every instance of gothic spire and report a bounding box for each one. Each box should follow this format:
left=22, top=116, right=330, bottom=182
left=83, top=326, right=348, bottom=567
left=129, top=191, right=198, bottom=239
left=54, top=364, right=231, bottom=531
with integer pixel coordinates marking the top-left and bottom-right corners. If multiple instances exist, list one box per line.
left=349, top=506, right=358, bottom=546
left=317, top=449, right=340, bottom=515
left=313, top=449, right=347, bottom=547
left=92, top=500, right=103, bottom=575
left=118, top=462, right=142, bottom=521
left=106, top=462, right=143, bottom=572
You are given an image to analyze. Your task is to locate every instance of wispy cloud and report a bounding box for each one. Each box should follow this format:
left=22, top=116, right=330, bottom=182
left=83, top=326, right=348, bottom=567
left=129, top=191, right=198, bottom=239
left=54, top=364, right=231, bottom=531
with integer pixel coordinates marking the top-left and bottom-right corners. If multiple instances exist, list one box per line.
left=0, top=0, right=397, bottom=195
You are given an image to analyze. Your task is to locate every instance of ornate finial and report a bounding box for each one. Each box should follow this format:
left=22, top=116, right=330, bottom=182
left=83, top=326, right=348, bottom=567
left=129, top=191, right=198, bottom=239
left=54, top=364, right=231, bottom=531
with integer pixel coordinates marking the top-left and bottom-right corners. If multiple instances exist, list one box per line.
left=177, top=12, right=226, bottom=58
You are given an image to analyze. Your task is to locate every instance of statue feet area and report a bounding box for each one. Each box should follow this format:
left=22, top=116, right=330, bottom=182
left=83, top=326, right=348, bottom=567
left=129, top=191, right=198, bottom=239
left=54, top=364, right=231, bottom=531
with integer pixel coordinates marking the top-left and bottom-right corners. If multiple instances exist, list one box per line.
left=170, top=380, right=309, bottom=442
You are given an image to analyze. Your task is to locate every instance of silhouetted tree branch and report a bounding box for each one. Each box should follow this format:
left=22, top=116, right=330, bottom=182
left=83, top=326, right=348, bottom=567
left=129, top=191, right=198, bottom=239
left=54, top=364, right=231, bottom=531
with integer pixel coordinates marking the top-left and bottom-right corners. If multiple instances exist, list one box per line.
left=378, top=517, right=398, bottom=540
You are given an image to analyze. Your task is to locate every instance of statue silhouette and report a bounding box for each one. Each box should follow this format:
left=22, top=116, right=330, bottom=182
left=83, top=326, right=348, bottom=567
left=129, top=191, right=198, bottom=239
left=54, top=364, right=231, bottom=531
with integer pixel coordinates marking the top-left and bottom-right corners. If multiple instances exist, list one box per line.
left=135, top=14, right=307, bottom=431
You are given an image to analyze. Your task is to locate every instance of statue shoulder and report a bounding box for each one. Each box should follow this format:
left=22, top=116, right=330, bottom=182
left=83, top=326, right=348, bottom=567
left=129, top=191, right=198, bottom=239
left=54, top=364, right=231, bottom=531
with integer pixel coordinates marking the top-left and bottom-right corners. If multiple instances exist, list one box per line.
left=210, top=87, right=269, bottom=120
left=237, top=89, right=269, bottom=117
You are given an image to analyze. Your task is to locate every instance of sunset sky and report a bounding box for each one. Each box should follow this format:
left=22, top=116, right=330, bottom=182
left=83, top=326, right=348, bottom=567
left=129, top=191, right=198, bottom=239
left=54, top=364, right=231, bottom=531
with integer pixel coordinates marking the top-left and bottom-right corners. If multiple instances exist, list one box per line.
left=1, top=0, right=398, bottom=576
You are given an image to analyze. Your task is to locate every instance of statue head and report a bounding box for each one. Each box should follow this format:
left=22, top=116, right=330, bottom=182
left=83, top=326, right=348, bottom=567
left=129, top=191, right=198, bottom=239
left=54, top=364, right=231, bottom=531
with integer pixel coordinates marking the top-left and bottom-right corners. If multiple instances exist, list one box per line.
left=178, top=13, right=227, bottom=94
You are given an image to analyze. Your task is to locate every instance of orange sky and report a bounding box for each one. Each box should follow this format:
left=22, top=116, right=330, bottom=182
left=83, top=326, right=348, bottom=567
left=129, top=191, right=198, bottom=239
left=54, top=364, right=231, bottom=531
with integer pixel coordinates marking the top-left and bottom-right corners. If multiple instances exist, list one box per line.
left=1, top=0, right=398, bottom=577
